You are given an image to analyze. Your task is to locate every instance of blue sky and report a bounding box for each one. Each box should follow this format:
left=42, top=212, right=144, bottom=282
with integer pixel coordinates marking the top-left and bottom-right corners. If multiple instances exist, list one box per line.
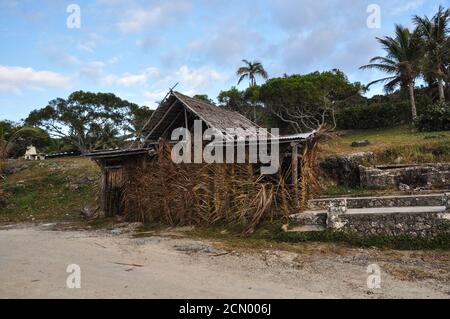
left=0, top=0, right=445, bottom=122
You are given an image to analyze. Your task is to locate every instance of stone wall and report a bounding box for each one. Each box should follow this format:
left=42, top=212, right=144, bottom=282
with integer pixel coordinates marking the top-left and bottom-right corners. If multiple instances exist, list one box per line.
left=359, top=163, right=450, bottom=190
left=290, top=195, right=450, bottom=239
left=333, top=211, right=450, bottom=238
left=319, top=152, right=374, bottom=187
left=309, top=194, right=444, bottom=210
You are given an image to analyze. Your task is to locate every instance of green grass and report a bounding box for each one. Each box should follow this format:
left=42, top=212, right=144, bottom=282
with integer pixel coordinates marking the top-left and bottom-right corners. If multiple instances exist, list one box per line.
left=268, top=225, right=450, bottom=250
left=321, top=125, right=450, bottom=163
left=320, top=185, right=381, bottom=197
left=134, top=221, right=450, bottom=251
left=0, top=158, right=100, bottom=223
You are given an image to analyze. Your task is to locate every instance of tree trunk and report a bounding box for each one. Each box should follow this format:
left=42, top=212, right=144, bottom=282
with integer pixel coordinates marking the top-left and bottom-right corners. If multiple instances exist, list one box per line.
left=408, top=82, right=417, bottom=121
left=438, top=78, right=445, bottom=102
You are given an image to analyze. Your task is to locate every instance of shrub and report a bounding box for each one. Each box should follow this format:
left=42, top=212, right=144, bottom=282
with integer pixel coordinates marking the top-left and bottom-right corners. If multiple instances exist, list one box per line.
left=337, top=102, right=411, bottom=129
left=415, top=101, right=450, bottom=132
left=0, top=189, right=9, bottom=208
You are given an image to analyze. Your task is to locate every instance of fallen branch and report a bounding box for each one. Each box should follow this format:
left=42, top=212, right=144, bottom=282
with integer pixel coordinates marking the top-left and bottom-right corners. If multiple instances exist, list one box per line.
left=210, top=251, right=233, bottom=257
left=112, top=262, right=143, bottom=267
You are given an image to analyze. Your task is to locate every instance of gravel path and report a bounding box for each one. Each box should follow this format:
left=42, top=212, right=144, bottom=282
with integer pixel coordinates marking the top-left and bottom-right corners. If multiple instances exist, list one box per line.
left=0, top=225, right=448, bottom=299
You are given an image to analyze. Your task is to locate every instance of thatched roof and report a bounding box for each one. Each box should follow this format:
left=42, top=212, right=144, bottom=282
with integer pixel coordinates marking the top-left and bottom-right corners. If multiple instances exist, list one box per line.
left=142, top=91, right=262, bottom=141
left=86, top=91, right=315, bottom=159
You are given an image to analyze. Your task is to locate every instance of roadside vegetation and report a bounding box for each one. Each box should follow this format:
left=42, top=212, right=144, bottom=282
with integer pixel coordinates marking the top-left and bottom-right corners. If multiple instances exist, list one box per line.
left=0, top=157, right=99, bottom=223
left=321, top=125, right=450, bottom=162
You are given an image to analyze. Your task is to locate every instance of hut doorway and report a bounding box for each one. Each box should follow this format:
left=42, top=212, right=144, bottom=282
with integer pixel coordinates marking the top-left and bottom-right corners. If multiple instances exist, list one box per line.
left=101, top=160, right=124, bottom=217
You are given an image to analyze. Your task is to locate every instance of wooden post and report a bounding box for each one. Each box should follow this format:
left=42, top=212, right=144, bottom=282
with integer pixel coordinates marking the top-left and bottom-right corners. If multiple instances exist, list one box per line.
left=100, top=166, right=109, bottom=216
left=291, top=142, right=300, bottom=210
left=184, top=107, right=188, bottom=130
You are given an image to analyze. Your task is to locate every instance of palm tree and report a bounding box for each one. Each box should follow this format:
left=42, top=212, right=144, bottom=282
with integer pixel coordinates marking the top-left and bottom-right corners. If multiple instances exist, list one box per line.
left=236, top=60, right=268, bottom=87
left=414, top=6, right=450, bottom=101
left=360, top=25, right=422, bottom=120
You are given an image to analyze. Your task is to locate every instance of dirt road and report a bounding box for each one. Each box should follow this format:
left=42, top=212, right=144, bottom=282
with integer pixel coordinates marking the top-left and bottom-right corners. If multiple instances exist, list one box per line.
left=0, top=224, right=448, bottom=298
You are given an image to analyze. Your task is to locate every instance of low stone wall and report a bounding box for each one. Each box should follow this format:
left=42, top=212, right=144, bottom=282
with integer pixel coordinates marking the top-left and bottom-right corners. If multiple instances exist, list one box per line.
left=309, top=194, right=445, bottom=210
left=289, top=211, right=327, bottom=226
left=359, top=163, right=450, bottom=190
left=331, top=211, right=450, bottom=238
left=290, top=195, right=450, bottom=239
left=319, top=152, right=374, bottom=187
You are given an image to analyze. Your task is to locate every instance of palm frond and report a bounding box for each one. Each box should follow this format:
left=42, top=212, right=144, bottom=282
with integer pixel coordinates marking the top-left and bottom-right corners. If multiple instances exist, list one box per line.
left=359, top=63, right=397, bottom=73
left=365, top=76, right=397, bottom=88
left=237, top=73, right=248, bottom=85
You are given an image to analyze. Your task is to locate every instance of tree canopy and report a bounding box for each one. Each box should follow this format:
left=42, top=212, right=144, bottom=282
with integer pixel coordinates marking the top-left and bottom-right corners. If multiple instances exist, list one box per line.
left=25, top=91, right=144, bottom=153
left=259, top=70, right=364, bottom=132
left=0, top=121, right=49, bottom=159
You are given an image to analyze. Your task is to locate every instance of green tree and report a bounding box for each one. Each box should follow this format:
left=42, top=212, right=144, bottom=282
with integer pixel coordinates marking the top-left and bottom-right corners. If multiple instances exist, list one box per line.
left=1, top=126, right=47, bottom=160
left=236, top=60, right=268, bottom=87
left=25, top=91, right=142, bottom=153
left=193, top=94, right=214, bottom=104
left=360, top=25, right=423, bottom=120
left=217, top=87, right=246, bottom=112
left=260, top=70, right=363, bottom=132
left=414, top=5, right=450, bottom=101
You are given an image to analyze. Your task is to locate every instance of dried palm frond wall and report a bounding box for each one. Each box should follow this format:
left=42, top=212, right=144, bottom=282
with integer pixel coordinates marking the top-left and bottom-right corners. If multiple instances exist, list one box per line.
left=122, top=134, right=324, bottom=233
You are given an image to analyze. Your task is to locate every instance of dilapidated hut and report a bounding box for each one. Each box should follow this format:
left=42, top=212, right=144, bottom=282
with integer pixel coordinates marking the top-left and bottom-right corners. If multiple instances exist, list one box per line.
left=87, top=91, right=316, bottom=229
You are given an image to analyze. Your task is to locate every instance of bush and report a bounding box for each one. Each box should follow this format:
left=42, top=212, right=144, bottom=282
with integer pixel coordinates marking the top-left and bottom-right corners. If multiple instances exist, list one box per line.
left=415, top=101, right=450, bottom=132
left=337, top=102, right=411, bottom=129
left=0, top=189, right=9, bottom=208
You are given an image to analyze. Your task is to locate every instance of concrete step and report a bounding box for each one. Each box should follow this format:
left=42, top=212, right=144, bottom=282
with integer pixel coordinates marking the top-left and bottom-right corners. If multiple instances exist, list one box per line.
left=284, top=224, right=326, bottom=232
left=346, top=206, right=447, bottom=215
left=303, top=206, right=446, bottom=216
left=308, top=193, right=446, bottom=210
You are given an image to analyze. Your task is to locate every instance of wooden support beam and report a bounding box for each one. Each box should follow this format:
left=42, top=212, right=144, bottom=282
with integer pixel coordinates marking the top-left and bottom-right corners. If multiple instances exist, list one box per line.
left=143, top=99, right=178, bottom=141
left=184, top=107, right=188, bottom=129
left=160, top=110, right=183, bottom=139
left=291, top=142, right=300, bottom=210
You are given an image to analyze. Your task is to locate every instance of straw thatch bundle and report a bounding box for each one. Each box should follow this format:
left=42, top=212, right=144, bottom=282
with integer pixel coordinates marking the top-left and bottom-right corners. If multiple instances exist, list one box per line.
left=122, top=132, right=325, bottom=233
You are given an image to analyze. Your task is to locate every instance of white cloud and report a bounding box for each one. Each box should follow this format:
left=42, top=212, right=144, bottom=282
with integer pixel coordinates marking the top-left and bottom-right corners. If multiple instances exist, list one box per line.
left=391, top=0, right=425, bottom=15
left=108, top=56, right=120, bottom=64
left=100, top=67, right=160, bottom=87
left=140, top=65, right=222, bottom=106
left=144, top=67, right=161, bottom=77
left=142, top=90, right=168, bottom=106
left=175, top=65, right=221, bottom=91
left=117, top=1, right=191, bottom=33
left=102, top=72, right=147, bottom=87
left=0, top=65, right=71, bottom=93
left=78, top=40, right=96, bottom=52
left=78, top=33, right=100, bottom=52
left=80, top=61, right=106, bottom=78
left=186, top=21, right=264, bottom=66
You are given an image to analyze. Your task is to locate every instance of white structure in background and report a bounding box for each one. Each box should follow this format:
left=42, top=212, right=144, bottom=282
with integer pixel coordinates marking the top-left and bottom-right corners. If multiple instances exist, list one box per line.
left=23, top=145, right=46, bottom=160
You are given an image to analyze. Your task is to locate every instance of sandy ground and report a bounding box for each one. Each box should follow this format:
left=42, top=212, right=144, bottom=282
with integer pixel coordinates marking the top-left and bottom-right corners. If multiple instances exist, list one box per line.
left=0, top=224, right=449, bottom=299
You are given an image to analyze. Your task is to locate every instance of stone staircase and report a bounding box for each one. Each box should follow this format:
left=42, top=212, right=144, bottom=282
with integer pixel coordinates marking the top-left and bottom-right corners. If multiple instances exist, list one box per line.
left=286, top=193, right=450, bottom=237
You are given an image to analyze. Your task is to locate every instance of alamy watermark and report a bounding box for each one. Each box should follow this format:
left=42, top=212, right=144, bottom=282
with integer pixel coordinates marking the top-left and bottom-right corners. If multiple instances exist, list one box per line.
left=367, top=4, right=381, bottom=29
left=170, top=120, right=280, bottom=175
left=366, top=263, right=381, bottom=289
left=66, top=4, right=81, bottom=29
left=66, top=264, right=81, bottom=288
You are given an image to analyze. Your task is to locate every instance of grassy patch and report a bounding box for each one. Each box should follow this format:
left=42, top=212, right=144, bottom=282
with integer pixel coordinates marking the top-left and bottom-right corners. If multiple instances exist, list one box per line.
left=320, top=185, right=380, bottom=197
left=0, top=157, right=100, bottom=223
left=181, top=222, right=351, bottom=255
left=321, top=125, right=450, bottom=164
left=137, top=221, right=450, bottom=251
left=269, top=225, right=450, bottom=250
